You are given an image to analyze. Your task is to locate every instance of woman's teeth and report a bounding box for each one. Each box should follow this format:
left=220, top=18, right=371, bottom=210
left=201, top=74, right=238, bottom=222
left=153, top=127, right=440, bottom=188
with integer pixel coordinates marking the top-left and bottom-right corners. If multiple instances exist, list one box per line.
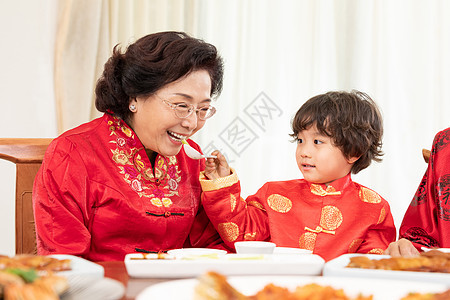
left=168, top=131, right=186, bottom=142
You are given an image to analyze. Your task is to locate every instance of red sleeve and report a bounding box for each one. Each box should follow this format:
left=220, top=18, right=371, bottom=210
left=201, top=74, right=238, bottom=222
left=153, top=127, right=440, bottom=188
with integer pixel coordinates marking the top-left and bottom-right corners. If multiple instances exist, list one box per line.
left=200, top=170, right=270, bottom=250
left=399, top=128, right=450, bottom=250
left=32, top=138, right=92, bottom=256
left=356, top=200, right=396, bottom=254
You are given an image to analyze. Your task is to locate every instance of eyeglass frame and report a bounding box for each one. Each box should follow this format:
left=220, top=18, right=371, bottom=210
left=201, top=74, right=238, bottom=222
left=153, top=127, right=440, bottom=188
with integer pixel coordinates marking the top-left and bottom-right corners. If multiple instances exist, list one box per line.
left=153, top=93, right=217, bottom=120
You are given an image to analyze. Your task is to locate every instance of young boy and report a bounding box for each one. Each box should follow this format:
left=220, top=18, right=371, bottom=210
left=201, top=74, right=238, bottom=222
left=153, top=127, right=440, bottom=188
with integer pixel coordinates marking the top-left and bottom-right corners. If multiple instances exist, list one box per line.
left=200, top=90, right=396, bottom=261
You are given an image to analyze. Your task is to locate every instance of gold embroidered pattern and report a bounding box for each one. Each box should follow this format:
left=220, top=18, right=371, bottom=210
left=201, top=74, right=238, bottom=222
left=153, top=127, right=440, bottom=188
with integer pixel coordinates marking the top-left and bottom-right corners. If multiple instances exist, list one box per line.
left=359, top=186, right=381, bottom=203
left=218, top=222, right=239, bottom=242
left=367, top=248, right=384, bottom=254
left=320, top=206, right=343, bottom=231
left=377, top=207, right=386, bottom=224
left=267, top=194, right=292, bottom=213
left=247, top=200, right=266, bottom=211
left=244, top=232, right=257, bottom=240
left=230, top=194, right=237, bottom=212
left=305, top=226, right=335, bottom=235
left=199, top=169, right=239, bottom=191
left=299, top=232, right=316, bottom=251
left=150, top=198, right=173, bottom=207
left=107, top=117, right=182, bottom=207
left=310, top=184, right=342, bottom=196
left=348, top=239, right=363, bottom=252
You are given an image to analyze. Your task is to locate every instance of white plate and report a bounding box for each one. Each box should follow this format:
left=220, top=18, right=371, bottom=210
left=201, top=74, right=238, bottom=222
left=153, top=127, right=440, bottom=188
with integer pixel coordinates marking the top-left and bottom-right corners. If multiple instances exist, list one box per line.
left=135, top=275, right=448, bottom=300
left=125, top=252, right=325, bottom=278
left=49, top=254, right=105, bottom=278
left=273, top=247, right=312, bottom=255
left=421, top=247, right=450, bottom=253
left=46, top=255, right=124, bottom=299
left=167, top=248, right=227, bottom=258
left=323, top=253, right=450, bottom=285
left=62, top=276, right=125, bottom=300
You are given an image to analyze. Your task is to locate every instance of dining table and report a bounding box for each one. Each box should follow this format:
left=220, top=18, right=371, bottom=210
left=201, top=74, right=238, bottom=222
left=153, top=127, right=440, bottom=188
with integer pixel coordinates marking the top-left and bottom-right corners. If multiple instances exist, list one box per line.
left=97, top=261, right=172, bottom=300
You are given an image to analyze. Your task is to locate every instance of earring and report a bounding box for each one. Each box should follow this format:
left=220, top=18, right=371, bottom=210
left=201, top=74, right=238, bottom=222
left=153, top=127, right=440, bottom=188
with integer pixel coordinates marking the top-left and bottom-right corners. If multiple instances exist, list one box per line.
left=129, top=104, right=136, bottom=112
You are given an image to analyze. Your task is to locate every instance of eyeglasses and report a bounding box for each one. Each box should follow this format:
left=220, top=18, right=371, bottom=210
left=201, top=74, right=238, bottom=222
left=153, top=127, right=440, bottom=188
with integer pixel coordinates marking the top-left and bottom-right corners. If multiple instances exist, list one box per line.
left=155, top=94, right=216, bottom=120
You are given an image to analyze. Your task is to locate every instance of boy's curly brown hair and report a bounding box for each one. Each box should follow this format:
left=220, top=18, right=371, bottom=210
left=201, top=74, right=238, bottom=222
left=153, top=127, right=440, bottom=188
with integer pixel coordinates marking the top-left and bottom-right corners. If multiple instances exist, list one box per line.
left=290, top=90, right=383, bottom=174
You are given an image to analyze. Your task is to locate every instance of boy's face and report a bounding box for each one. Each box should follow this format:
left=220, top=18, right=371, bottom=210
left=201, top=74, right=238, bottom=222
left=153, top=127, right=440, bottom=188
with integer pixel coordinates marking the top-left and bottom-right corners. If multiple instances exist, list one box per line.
left=295, top=125, right=359, bottom=184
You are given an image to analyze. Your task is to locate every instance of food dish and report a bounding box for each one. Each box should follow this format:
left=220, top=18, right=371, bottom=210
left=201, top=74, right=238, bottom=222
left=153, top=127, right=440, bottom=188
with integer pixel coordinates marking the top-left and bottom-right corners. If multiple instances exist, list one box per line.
left=273, top=247, right=312, bottom=255
left=323, top=253, right=450, bottom=285
left=135, top=274, right=448, bottom=300
left=125, top=250, right=325, bottom=278
left=167, top=248, right=227, bottom=259
left=49, top=255, right=124, bottom=300
left=0, top=254, right=120, bottom=299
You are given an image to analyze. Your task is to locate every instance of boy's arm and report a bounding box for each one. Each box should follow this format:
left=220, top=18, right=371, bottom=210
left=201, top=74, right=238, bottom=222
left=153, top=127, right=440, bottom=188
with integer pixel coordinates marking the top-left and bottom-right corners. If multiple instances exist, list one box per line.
left=356, top=200, right=397, bottom=254
left=199, top=170, right=271, bottom=250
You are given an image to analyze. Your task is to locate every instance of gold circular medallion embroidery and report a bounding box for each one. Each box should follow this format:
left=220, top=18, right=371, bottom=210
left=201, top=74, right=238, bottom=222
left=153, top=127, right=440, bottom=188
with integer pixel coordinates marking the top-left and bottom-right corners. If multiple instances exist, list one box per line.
left=230, top=194, right=237, bottom=212
left=359, top=187, right=382, bottom=203
left=218, top=222, right=239, bottom=242
left=377, top=207, right=386, bottom=224
left=319, top=206, right=343, bottom=230
left=348, top=239, right=363, bottom=252
left=267, top=194, right=292, bottom=213
left=244, top=232, right=257, bottom=240
left=248, top=201, right=265, bottom=211
left=368, top=248, right=384, bottom=254
left=299, top=232, right=316, bottom=250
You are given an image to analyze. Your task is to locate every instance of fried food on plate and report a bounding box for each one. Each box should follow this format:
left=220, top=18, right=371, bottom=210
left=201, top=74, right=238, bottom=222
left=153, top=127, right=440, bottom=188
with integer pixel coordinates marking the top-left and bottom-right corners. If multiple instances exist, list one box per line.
left=347, top=249, right=450, bottom=273
left=194, top=271, right=373, bottom=300
left=0, top=254, right=70, bottom=300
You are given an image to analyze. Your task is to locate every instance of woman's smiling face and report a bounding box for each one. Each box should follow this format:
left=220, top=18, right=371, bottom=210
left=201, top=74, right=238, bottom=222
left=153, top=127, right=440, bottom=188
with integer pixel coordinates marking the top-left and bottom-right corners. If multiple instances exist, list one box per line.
left=128, top=69, right=212, bottom=157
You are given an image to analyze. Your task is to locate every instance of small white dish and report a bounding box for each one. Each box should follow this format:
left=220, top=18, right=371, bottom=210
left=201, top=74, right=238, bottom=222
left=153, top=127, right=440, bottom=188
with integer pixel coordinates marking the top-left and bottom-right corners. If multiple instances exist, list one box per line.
left=273, top=247, right=312, bottom=255
left=421, top=247, right=450, bottom=253
left=167, top=248, right=227, bottom=259
left=234, top=241, right=276, bottom=254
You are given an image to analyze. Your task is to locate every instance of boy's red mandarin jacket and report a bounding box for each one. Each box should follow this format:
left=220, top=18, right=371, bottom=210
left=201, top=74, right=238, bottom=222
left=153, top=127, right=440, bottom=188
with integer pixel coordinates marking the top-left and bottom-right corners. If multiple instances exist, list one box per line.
left=200, top=172, right=396, bottom=261
left=33, top=113, right=227, bottom=261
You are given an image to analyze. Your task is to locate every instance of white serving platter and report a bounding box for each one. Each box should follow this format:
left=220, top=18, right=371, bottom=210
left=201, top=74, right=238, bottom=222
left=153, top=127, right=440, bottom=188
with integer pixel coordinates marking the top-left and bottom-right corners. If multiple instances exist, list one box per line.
left=421, top=247, right=450, bottom=253
left=48, top=254, right=125, bottom=300
left=323, top=253, right=450, bottom=286
left=125, top=251, right=325, bottom=278
left=136, top=275, right=448, bottom=300
left=49, top=254, right=105, bottom=278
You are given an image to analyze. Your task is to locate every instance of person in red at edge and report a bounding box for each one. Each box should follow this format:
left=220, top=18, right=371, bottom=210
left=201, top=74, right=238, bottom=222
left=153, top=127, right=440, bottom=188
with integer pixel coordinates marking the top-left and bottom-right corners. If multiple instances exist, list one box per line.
left=200, top=91, right=396, bottom=261
left=32, top=31, right=231, bottom=261
left=385, top=128, right=450, bottom=257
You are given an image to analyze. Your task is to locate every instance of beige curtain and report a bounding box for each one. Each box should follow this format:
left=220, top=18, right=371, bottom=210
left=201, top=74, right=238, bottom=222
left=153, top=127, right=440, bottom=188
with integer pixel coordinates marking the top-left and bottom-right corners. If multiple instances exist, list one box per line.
left=54, top=0, right=110, bottom=133
left=54, top=0, right=450, bottom=230
left=54, top=0, right=198, bottom=133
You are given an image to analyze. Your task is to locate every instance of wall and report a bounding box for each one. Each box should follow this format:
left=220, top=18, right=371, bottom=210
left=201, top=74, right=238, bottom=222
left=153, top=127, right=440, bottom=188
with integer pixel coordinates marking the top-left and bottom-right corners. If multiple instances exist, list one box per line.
left=0, top=0, right=58, bottom=255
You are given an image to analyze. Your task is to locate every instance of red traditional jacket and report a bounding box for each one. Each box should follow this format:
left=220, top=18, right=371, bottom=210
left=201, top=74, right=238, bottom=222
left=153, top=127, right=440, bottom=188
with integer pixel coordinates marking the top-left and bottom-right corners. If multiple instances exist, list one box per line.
left=33, top=113, right=227, bottom=261
left=200, top=172, right=396, bottom=261
left=399, top=128, right=450, bottom=250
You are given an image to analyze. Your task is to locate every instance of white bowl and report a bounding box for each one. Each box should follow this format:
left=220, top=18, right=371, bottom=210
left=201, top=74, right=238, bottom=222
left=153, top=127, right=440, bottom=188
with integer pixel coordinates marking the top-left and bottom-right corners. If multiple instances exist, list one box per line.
left=234, top=241, right=276, bottom=254
left=273, top=247, right=312, bottom=255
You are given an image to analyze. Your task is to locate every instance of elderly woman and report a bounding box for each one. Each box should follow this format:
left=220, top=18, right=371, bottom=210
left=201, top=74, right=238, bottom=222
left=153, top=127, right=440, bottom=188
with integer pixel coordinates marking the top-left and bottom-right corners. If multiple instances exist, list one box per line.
left=33, top=31, right=229, bottom=261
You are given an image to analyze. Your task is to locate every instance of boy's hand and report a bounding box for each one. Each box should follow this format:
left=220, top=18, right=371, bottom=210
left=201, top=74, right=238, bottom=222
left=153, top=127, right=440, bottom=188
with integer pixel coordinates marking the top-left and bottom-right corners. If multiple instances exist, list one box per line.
left=204, top=150, right=231, bottom=180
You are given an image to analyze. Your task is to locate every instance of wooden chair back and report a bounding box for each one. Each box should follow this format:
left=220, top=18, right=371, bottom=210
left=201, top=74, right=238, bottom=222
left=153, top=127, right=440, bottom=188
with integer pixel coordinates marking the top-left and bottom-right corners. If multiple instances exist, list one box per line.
left=422, top=148, right=431, bottom=164
left=0, top=138, right=53, bottom=254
